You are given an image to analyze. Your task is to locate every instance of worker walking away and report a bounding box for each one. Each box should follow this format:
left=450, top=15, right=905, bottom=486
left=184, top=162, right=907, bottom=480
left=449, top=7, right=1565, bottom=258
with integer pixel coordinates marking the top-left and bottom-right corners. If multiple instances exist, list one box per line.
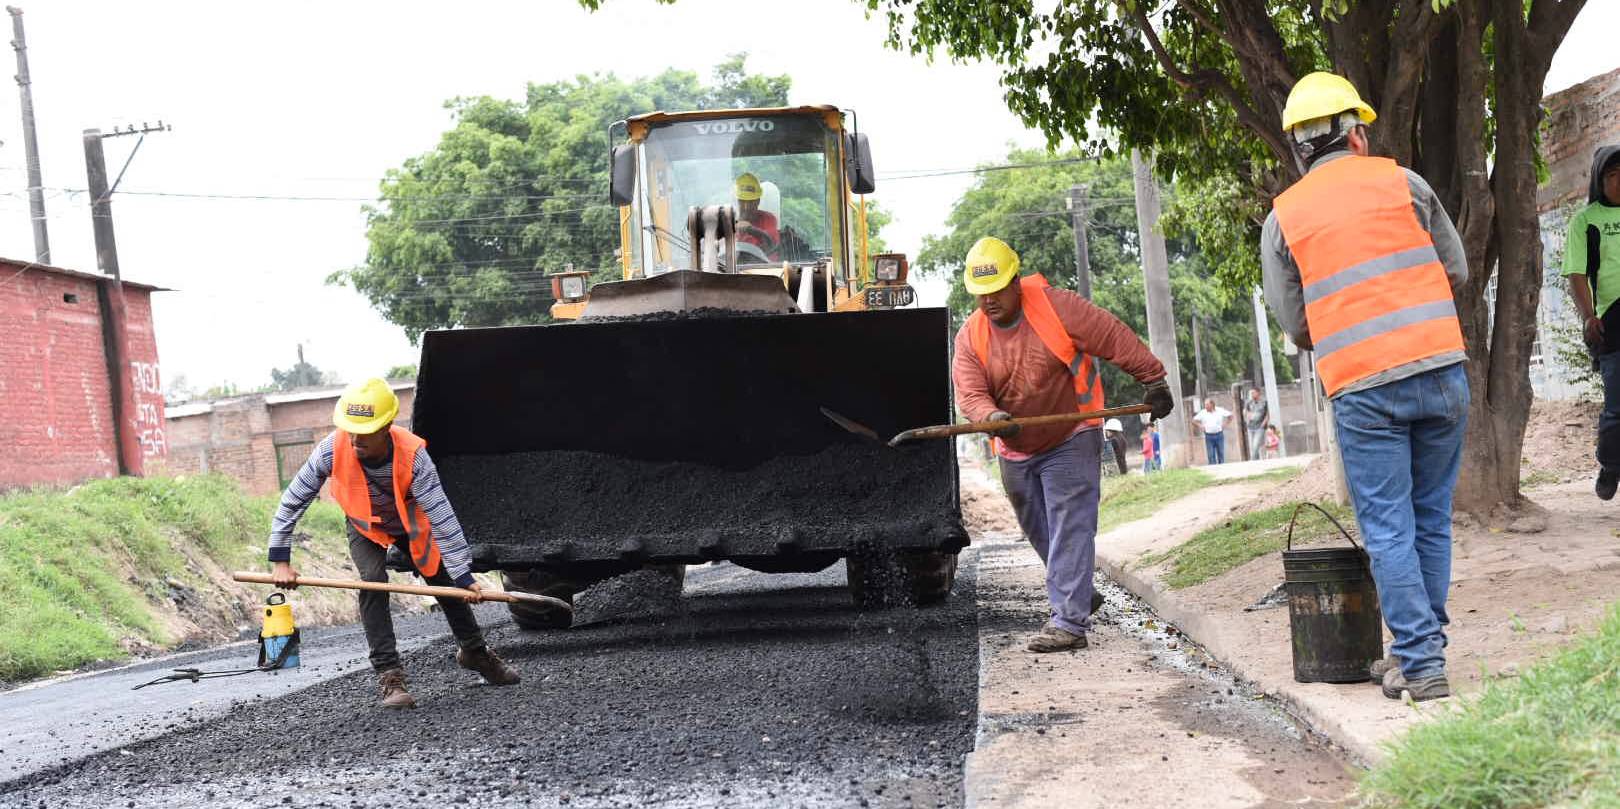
left=1261, top=73, right=1469, bottom=702
left=1563, top=145, right=1620, bottom=499
left=953, top=237, right=1175, bottom=652
left=267, top=378, right=520, bottom=708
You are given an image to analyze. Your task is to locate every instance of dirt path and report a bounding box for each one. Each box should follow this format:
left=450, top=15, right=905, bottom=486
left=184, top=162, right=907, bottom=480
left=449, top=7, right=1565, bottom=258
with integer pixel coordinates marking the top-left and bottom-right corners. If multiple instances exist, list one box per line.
left=960, top=462, right=1355, bottom=807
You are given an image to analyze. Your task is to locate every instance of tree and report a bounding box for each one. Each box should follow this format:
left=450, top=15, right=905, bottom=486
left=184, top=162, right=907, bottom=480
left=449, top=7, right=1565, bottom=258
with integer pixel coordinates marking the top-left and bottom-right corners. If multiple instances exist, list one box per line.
left=334, top=55, right=800, bottom=339
left=384, top=363, right=419, bottom=380
left=269, top=345, right=337, bottom=392
left=861, top=0, right=1586, bottom=515
left=917, top=149, right=1291, bottom=407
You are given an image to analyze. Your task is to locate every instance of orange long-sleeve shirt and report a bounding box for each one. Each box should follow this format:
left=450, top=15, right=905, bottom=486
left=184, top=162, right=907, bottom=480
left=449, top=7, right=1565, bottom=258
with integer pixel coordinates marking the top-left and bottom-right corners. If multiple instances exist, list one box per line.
left=952, top=285, right=1166, bottom=457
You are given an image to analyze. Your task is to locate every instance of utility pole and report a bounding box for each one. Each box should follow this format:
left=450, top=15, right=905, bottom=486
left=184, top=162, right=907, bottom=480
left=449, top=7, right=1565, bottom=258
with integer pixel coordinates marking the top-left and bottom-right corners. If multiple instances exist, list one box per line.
left=1190, top=313, right=1206, bottom=404
left=8, top=6, right=47, bottom=263
left=1252, top=286, right=1285, bottom=457
left=1131, top=148, right=1187, bottom=467
left=84, top=122, right=169, bottom=477
left=1066, top=184, right=1091, bottom=300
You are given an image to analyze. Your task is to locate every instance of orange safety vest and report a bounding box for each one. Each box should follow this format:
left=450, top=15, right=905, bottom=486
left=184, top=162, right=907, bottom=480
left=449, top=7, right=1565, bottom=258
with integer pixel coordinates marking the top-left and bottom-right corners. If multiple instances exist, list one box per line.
left=1272, top=155, right=1465, bottom=397
left=331, top=426, right=442, bottom=578
left=967, top=274, right=1106, bottom=432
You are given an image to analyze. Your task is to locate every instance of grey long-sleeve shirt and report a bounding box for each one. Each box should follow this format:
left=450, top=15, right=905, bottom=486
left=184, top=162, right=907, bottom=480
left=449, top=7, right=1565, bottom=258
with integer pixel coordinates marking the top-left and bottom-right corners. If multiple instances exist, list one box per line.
left=1260, top=150, right=1469, bottom=397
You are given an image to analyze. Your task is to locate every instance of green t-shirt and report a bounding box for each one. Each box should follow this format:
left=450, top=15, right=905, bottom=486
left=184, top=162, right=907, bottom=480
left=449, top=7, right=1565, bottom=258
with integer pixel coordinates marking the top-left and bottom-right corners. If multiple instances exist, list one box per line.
left=1562, top=201, right=1620, bottom=316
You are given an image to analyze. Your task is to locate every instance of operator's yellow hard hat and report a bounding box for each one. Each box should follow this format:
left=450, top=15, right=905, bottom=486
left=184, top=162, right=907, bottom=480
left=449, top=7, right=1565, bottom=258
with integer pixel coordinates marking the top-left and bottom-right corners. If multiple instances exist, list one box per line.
left=963, top=236, right=1020, bottom=296
left=333, top=378, right=398, bottom=435
left=734, top=173, right=763, bottom=202
left=1281, top=72, right=1377, bottom=132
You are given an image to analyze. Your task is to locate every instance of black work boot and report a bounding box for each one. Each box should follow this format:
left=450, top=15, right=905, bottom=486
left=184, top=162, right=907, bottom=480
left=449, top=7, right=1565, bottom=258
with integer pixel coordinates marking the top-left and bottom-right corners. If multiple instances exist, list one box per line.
left=1597, top=468, right=1618, bottom=501
left=457, top=646, right=521, bottom=685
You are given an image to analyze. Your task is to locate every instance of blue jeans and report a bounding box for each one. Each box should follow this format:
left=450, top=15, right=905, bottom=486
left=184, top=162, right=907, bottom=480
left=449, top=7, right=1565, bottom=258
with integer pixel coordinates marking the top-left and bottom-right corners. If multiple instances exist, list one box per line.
left=1333, top=362, right=1468, bottom=679
left=1598, top=352, right=1620, bottom=471
left=1204, top=432, right=1225, bottom=464
left=1000, top=430, right=1102, bottom=635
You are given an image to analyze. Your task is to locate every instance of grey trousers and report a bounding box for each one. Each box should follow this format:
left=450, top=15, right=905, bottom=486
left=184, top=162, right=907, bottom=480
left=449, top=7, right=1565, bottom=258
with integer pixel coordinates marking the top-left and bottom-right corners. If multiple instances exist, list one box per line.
left=1247, top=426, right=1266, bottom=460
left=348, top=529, right=484, bottom=672
left=999, top=429, right=1102, bottom=635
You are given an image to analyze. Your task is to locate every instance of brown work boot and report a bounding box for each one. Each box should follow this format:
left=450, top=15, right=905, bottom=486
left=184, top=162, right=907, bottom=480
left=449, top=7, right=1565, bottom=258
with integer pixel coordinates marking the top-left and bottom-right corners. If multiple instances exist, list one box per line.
left=457, top=645, right=521, bottom=686
left=1026, top=623, right=1088, bottom=653
left=378, top=667, right=416, bottom=709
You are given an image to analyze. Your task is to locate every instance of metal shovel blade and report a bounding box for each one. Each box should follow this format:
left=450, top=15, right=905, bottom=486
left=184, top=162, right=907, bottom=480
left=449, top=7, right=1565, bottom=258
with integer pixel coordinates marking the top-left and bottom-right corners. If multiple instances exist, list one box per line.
left=819, top=406, right=882, bottom=443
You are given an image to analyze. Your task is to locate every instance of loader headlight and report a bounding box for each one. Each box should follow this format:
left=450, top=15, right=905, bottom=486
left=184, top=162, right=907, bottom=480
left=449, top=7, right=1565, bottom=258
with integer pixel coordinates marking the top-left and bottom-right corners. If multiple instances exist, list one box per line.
left=549, top=270, right=592, bottom=302
left=875, top=256, right=901, bottom=282
left=873, top=253, right=908, bottom=284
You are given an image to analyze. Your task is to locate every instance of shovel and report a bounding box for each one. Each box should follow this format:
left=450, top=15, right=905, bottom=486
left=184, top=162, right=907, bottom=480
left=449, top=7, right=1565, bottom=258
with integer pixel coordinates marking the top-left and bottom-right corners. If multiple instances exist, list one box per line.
left=824, top=403, right=1154, bottom=447
left=232, top=571, right=572, bottom=613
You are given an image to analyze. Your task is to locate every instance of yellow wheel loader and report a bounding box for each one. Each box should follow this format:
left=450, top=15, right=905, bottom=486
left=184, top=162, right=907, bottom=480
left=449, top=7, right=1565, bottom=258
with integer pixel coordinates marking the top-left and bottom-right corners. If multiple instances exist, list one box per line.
left=410, top=105, right=965, bottom=627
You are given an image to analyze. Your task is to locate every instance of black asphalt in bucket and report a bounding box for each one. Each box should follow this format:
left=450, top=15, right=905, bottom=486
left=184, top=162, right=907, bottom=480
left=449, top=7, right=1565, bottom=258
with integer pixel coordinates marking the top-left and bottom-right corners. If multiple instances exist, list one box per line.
left=1282, top=503, right=1383, bottom=684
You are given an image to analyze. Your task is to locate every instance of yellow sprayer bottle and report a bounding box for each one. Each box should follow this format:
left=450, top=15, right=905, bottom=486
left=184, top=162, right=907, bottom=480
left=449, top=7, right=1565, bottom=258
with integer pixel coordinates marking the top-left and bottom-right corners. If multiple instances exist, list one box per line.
left=257, top=592, right=301, bottom=669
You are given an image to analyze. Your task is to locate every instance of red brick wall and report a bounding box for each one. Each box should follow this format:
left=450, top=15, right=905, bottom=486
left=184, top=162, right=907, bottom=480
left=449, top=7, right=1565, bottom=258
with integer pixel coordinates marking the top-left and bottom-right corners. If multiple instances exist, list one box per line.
left=0, top=269, right=162, bottom=489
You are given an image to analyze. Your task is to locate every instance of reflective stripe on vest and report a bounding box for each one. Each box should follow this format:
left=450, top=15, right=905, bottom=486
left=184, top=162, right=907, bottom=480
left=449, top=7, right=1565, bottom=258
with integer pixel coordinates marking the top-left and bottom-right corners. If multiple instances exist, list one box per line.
left=1272, top=155, right=1465, bottom=397
left=331, top=427, right=443, bottom=578
left=967, top=274, right=1106, bottom=420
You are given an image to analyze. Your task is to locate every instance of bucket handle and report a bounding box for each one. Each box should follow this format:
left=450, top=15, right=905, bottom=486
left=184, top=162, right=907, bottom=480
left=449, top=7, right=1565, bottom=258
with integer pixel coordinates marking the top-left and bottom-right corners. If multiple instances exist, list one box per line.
left=1286, top=502, right=1361, bottom=553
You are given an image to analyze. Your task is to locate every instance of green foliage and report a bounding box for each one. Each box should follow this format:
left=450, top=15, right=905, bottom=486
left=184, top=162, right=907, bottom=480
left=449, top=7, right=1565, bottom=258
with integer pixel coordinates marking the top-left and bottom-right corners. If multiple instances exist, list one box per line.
left=1362, top=604, right=1620, bottom=808
left=1547, top=317, right=1602, bottom=400
left=384, top=364, right=419, bottom=381
left=1137, top=500, right=1355, bottom=589
left=336, top=55, right=802, bottom=339
left=269, top=346, right=337, bottom=391
left=916, top=148, right=1293, bottom=399
left=0, top=476, right=347, bottom=681
left=1096, top=468, right=1213, bottom=534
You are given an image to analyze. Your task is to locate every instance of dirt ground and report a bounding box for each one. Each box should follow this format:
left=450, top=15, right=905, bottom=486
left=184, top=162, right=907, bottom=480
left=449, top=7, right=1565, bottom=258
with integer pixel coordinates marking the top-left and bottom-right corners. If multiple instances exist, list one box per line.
left=1519, top=397, right=1602, bottom=487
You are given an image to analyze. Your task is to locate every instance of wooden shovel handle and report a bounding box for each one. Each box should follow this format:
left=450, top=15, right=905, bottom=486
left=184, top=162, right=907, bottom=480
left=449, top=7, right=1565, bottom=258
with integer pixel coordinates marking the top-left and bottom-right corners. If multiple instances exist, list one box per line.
left=232, top=571, right=571, bottom=612
left=889, top=403, right=1154, bottom=446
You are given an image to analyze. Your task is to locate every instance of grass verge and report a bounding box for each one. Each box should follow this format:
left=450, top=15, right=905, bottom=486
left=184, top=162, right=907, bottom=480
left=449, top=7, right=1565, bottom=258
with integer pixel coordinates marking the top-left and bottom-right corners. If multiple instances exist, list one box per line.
left=1097, top=469, right=1214, bottom=534
left=1361, top=604, right=1620, bottom=809
left=0, top=475, right=346, bottom=681
left=1135, top=499, right=1356, bottom=589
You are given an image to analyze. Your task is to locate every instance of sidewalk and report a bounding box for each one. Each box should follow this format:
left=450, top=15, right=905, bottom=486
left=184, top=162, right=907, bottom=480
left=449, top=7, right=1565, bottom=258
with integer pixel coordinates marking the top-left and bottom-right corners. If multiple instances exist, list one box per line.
left=1091, top=459, right=1620, bottom=764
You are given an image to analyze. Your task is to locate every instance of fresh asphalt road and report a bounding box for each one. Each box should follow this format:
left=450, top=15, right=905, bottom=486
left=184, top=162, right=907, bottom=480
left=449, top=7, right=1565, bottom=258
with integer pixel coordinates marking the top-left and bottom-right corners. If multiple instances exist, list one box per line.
left=0, top=560, right=981, bottom=808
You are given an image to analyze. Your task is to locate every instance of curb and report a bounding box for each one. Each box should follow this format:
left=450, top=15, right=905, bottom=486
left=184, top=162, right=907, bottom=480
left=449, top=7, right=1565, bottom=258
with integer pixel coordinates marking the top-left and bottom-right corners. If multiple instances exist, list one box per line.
left=1093, top=549, right=1389, bottom=766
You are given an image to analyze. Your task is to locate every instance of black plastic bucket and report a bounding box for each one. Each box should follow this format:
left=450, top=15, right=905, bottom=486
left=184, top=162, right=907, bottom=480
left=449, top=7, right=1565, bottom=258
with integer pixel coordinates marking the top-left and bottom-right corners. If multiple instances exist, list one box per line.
left=1283, top=503, right=1383, bottom=683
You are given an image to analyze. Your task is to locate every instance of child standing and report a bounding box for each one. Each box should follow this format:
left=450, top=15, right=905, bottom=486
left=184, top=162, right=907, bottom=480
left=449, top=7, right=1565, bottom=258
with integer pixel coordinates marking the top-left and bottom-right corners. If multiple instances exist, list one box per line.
left=1142, top=422, right=1159, bottom=473
left=1263, top=424, right=1281, bottom=459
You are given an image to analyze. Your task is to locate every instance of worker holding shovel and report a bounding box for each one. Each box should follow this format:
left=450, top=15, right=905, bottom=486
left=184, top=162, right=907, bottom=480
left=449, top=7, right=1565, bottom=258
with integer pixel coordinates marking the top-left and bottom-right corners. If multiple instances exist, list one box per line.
left=267, top=378, right=520, bottom=708
left=953, top=237, right=1175, bottom=652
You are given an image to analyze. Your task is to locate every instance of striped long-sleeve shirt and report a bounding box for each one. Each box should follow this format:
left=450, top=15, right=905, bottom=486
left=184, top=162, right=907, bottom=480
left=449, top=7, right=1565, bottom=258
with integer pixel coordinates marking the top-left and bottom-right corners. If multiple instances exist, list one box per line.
left=268, top=433, right=477, bottom=587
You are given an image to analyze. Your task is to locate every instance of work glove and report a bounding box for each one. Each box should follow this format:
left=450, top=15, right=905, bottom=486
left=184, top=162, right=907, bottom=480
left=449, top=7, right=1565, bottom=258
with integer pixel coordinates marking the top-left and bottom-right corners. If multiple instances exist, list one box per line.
left=1143, top=379, right=1175, bottom=421
left=987, top=410, right=1021, bottom=438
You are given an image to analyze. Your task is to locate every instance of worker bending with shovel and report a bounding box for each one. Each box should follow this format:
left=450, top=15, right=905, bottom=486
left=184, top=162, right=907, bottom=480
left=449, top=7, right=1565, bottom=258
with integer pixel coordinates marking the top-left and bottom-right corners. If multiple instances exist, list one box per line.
left=953, top=237, right=1175, bottom=652
left=267, top=378, right=520, bottom=708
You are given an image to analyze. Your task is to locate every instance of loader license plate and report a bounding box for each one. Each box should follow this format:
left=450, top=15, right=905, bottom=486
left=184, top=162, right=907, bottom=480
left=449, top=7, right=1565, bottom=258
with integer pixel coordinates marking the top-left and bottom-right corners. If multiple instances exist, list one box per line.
left=865, top=285, right=915, bottom=309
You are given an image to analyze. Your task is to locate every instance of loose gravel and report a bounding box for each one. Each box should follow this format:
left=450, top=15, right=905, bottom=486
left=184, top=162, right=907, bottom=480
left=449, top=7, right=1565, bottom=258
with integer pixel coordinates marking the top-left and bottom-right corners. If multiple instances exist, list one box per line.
left=2, top=560, right=979, bottom=808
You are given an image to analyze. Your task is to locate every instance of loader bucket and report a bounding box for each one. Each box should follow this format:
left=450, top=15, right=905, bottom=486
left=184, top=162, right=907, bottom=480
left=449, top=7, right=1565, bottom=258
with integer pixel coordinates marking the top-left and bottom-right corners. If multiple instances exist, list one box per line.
left=411, top=308, right=964, bottom=577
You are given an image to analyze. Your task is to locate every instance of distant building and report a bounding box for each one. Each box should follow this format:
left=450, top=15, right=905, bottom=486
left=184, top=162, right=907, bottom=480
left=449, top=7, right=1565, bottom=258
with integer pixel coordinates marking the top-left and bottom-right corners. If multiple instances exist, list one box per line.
left=0, top=258, right=166, bottom=490
left=160, top=382, right=416, bottom=496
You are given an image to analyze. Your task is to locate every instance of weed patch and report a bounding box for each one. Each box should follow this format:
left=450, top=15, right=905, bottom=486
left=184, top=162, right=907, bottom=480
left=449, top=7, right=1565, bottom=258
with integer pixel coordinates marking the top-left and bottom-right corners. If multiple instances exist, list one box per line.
left=1136, top=500, right=1356, bottom=588
left=1362, top=604, right=1620, bottom=808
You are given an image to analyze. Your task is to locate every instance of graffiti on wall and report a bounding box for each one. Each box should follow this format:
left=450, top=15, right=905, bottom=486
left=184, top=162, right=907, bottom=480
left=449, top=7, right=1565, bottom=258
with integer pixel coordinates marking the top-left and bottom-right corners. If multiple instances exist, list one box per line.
left=131, top=360, right=167, bottom=458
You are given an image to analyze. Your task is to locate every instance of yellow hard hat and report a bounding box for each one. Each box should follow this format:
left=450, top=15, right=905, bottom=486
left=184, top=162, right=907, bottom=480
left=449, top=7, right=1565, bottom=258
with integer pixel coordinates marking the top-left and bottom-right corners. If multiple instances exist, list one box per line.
left=963, top=236, right=1020, bottom=296
left=734, top=173, right=762, bottom=202
left=1281, top=72, right=1377, bottom=132
left=332, top=378, right=398, bottom=435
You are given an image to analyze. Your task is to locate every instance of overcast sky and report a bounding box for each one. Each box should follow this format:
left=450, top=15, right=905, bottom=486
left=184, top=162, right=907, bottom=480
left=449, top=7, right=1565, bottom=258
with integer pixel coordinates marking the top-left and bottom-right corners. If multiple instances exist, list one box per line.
left=1, top=1, right=1614, bottom=394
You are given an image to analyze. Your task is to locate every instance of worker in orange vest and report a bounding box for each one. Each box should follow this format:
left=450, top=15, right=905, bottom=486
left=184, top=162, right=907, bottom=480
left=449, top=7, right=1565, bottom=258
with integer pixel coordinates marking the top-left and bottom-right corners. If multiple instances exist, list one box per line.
left=267, top=378, right=520, bottom=708
left=953, top=237, right=1175, bottom=652
left=1261, top=73, right=1470, bottom=702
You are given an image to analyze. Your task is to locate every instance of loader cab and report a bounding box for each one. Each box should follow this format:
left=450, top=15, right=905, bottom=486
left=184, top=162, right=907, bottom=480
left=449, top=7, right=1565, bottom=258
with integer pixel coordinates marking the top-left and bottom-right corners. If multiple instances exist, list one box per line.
left=553, top=105, right=891, bottom=319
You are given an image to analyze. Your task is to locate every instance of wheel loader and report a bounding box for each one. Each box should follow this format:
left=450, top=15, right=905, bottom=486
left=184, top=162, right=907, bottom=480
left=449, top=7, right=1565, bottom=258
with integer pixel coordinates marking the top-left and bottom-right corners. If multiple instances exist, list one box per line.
left=409, top=105, right=966, bottom=628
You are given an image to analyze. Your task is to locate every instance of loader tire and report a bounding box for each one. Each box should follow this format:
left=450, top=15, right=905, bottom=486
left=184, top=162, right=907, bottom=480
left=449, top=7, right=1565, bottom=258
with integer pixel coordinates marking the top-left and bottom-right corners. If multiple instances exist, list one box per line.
left=502, top=569, right=578, bottom=631
left=846, top=549, right=958, bottom=609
